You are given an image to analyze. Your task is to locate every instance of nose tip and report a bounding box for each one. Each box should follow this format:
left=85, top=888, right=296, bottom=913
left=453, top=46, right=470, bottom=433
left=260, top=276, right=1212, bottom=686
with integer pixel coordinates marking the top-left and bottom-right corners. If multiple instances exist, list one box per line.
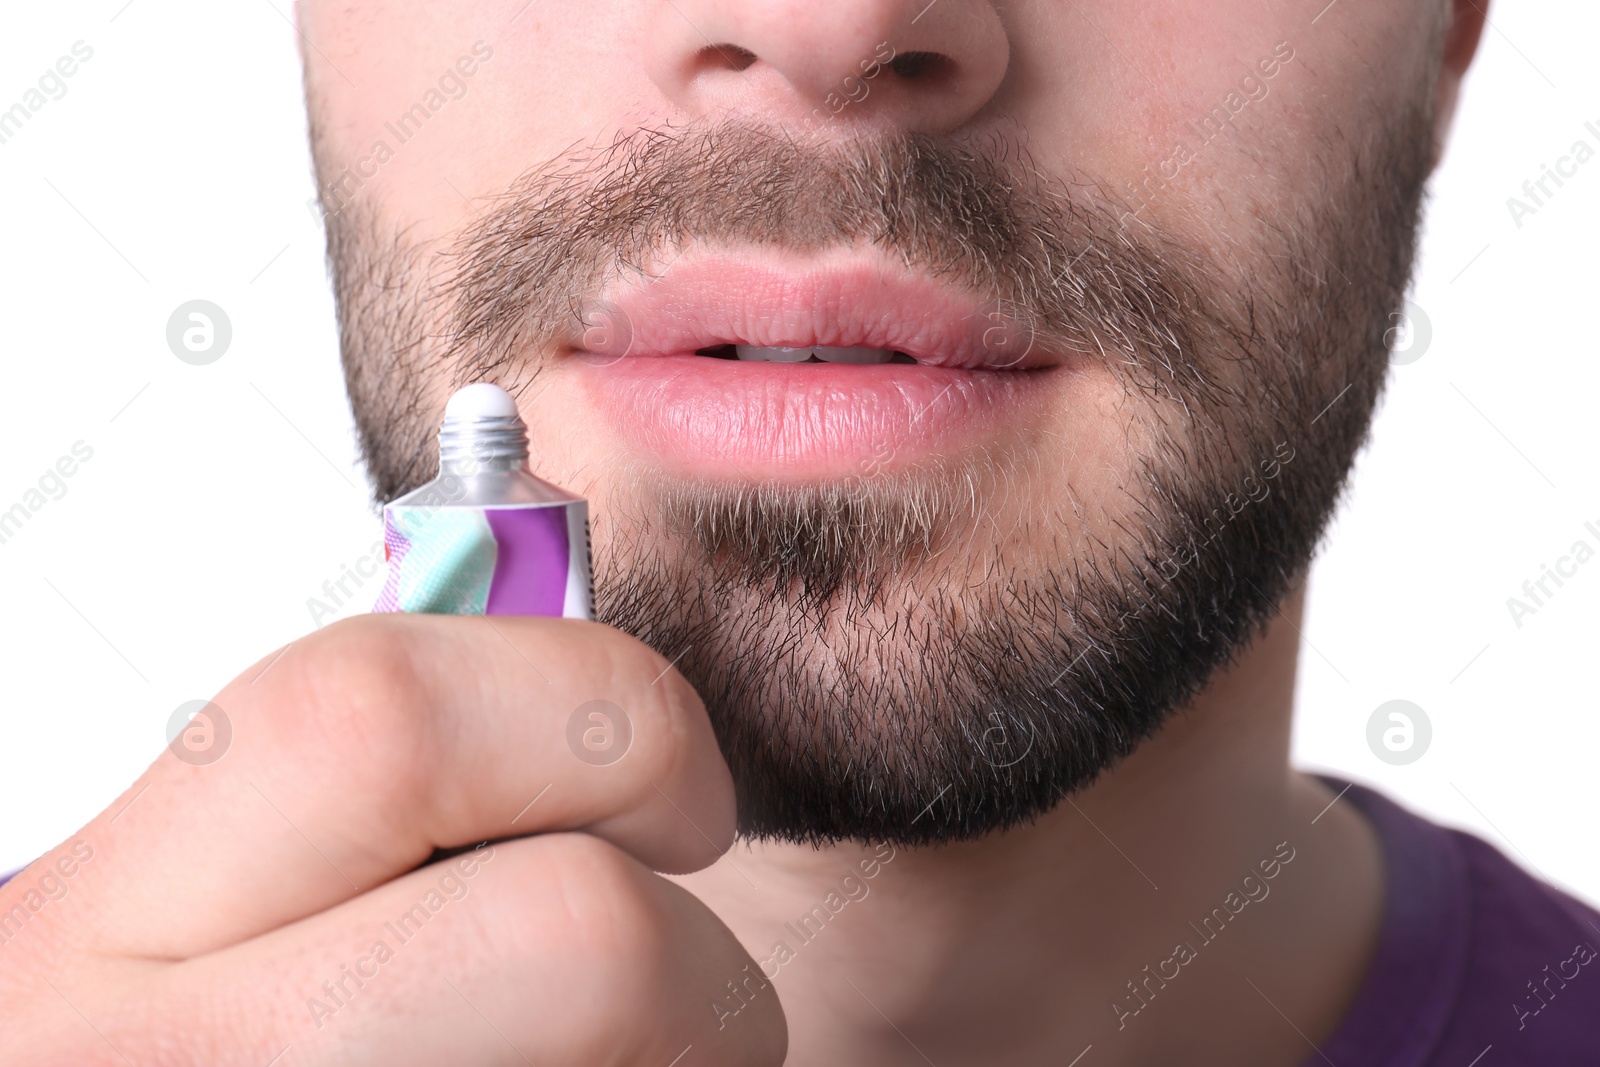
left=643, top=0, right=1010, bottom=134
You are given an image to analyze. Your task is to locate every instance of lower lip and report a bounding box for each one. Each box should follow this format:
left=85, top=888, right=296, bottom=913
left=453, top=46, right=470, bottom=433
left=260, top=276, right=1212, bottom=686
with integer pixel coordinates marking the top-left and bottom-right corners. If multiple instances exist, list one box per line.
left=577, top=355, right=1056, bottom=478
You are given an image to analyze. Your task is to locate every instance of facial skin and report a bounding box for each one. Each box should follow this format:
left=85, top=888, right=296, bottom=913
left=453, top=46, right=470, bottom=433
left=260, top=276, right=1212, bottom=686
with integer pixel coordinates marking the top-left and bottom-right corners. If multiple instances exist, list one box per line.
left=301, top=0, right=1462, bottom=847
left=293, top=0, right=1487, bottom=1062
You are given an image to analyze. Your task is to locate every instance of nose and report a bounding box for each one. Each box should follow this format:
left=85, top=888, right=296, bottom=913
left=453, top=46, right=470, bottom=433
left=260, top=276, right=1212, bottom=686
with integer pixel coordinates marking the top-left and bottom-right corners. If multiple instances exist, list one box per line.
left=642, top=0, right=1010, bottom=134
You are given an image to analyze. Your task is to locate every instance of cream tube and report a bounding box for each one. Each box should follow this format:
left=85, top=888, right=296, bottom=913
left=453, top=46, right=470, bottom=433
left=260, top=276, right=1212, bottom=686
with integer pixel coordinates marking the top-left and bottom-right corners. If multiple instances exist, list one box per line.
left=373, top=383, right=593, bottom=619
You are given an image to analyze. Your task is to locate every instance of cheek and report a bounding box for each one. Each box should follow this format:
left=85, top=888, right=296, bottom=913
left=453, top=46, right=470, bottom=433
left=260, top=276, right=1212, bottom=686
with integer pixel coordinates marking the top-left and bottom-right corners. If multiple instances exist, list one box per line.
left=304, top=0, right=660, bottom=245
left=996, top=0, right=1437, bottom=233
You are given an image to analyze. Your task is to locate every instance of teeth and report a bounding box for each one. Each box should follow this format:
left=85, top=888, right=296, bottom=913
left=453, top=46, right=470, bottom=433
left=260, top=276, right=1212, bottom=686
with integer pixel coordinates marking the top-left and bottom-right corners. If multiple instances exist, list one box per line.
left=733, top=345, right=896, bottom=364
left=813, top=346, right=895, bottom=364
left=733, top=345, right=815, bottom=362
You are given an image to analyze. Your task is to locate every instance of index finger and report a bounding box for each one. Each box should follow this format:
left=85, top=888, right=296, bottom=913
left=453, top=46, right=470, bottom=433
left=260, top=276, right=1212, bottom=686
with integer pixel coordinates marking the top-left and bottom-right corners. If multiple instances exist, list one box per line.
left=54, top=613, right=733, bottom=961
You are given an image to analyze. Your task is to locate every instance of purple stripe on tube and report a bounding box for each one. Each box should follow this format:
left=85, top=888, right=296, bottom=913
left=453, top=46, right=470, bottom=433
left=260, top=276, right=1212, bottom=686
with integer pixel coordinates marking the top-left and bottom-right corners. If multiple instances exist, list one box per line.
left=484, top=506, right=571, bottom=616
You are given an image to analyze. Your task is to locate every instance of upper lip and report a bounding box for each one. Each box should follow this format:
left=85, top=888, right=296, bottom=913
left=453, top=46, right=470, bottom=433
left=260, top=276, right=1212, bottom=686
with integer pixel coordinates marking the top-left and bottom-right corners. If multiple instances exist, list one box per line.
left=566, top=253, right=1059, bottom=371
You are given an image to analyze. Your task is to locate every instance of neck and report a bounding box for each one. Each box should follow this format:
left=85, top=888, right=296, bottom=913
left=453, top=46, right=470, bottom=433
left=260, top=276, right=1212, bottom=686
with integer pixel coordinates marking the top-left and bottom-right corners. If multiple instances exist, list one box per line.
left=673, top=581, right=1385, bottom=1065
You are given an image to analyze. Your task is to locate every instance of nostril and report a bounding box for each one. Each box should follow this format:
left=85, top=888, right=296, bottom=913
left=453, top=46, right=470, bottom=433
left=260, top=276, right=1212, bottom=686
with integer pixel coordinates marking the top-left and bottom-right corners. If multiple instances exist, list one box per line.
left=887, top=51, right=949, bottom=80
left=696, top=43, right=758, bottom=72
left=689, top=44, right=949, bottom=83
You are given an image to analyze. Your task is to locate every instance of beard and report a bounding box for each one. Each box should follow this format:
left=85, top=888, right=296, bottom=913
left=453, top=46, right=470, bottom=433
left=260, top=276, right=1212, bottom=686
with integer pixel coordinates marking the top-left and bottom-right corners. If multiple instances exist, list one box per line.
left=313, top=88, right=1435, bottom=846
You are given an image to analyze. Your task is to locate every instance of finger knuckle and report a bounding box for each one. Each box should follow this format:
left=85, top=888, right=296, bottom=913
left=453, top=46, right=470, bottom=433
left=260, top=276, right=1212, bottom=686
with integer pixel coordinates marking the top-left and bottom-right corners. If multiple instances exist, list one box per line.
left=516, top=834, right=677, bottom=996
left=252, top=615, right=435, bottom=805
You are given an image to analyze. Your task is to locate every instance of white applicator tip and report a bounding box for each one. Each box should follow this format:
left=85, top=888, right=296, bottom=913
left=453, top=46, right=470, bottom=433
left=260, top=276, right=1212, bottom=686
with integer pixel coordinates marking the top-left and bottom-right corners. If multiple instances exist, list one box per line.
left=445, top=382, right=520, bottom=421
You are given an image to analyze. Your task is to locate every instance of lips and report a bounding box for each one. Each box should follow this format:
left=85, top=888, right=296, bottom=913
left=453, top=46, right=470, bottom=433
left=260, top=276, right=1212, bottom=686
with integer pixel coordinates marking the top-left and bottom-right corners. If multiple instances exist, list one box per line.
left=564, top=253, right=1066, bottom=478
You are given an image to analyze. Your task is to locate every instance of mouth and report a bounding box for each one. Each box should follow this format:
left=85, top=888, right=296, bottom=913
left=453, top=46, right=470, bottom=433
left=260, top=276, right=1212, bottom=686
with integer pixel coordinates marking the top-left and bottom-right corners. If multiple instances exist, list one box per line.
left=693, top=344, right=921, bottom=364
left=564, top=252, right=1069, bottom=478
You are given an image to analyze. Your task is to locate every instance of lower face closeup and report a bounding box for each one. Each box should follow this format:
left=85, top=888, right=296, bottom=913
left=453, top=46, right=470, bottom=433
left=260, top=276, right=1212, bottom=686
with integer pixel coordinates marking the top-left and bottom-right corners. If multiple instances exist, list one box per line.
left=301, top=0, right=1451, bottom=846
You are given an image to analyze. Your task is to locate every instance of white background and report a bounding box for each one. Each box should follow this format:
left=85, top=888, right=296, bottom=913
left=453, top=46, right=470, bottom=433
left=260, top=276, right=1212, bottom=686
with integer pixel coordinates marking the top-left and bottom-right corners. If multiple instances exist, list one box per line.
left=0, top=2, right=1595, bottom=902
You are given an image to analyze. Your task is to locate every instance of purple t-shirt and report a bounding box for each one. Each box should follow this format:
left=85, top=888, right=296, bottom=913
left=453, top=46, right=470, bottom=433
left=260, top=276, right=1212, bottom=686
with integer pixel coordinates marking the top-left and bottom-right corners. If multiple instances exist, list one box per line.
left=3, top=780, right=1596, bottom=1058
left=1304, top=778, right=1600, bottom=1064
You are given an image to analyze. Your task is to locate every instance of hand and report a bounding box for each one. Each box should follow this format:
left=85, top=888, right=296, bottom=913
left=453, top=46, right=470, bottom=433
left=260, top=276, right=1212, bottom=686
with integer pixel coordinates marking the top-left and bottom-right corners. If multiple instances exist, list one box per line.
left=0, top=614, right=786, bottom=1066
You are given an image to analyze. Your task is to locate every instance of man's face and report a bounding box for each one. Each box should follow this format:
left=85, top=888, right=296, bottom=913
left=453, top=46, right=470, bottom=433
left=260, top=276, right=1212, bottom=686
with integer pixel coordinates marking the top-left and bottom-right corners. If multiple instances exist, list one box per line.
left=300, top=0, right=1448, bottom=845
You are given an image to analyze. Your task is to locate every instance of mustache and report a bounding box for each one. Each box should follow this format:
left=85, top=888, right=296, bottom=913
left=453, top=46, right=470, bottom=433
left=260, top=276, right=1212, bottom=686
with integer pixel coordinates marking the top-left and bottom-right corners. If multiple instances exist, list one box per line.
left=440, top=121, right=1228, bottom=401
